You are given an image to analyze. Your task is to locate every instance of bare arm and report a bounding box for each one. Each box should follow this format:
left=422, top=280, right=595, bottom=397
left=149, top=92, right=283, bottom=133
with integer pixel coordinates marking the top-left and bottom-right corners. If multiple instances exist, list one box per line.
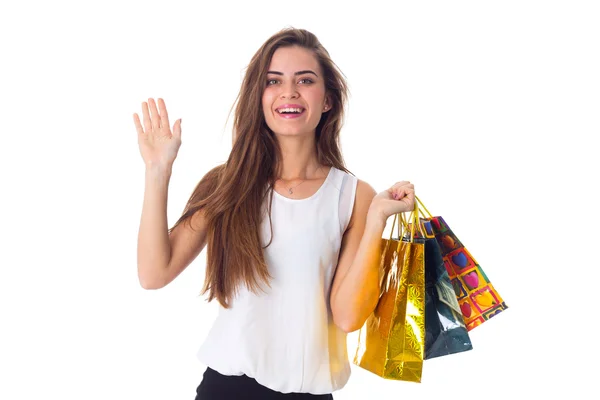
left=136, top=164, right=210, bottom=289
left=136, top=165, right=171, bottom=288
left=330, top=179, right=415, bottom=332
left=330, top=180, right=379, bottom=332
left=134, top=98, right=208, bottom=289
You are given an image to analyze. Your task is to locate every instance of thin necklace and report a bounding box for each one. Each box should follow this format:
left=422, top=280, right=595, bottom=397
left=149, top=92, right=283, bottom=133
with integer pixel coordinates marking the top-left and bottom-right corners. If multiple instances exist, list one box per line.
left=277, top=166, right=324, bottom=195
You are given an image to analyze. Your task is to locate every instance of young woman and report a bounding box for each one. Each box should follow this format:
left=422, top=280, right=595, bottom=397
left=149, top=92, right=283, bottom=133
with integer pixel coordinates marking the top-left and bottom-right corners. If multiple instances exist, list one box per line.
left=133, top=28, right=415, bottom=399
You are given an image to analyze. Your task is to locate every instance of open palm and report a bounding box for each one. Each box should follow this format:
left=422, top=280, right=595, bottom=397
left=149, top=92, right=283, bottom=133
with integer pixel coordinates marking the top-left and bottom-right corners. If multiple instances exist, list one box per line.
left=133, top=98, right=182, bottom=168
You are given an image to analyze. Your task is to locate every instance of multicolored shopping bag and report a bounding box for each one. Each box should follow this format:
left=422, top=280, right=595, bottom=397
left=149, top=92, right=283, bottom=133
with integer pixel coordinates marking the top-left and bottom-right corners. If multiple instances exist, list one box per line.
left=353, top=208, right=425, bottom=382
left=417, top=197, right=507, bottom=331
left=400, top=215, right=473, bottom=359
left=421, top=222, right=473, bottom=359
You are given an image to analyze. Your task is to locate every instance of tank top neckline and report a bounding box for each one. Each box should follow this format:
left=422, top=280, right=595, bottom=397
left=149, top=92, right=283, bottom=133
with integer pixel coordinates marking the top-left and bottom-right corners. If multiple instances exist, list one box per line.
left=272, top=166, right=335, bottom=202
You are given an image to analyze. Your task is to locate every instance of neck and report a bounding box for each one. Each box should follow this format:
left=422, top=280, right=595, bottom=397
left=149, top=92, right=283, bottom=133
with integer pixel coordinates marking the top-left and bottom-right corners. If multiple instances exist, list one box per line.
left=275, top=133, right=323, bottom=180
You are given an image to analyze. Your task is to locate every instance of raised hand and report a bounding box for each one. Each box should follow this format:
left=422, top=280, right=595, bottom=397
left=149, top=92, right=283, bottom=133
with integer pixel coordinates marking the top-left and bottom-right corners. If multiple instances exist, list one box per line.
left=133, top=98, right=182, bottom=168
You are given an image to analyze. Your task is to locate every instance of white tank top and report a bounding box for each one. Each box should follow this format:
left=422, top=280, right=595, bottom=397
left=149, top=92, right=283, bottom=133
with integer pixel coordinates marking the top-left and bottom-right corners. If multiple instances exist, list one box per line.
left=196, top=166, right=358, bottom=395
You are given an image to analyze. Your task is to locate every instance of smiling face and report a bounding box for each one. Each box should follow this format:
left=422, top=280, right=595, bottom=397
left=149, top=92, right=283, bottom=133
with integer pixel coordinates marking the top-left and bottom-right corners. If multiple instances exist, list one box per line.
left=261, top=45, right=330, bottom=137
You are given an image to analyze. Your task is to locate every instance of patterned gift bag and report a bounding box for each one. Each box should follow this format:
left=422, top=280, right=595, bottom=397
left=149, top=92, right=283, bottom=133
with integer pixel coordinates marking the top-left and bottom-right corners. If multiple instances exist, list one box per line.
left=421, top=223, right=473, bottom=358
left=401, top=216, right=473, bottom=358
left=417, top=197, right=507, bottom=331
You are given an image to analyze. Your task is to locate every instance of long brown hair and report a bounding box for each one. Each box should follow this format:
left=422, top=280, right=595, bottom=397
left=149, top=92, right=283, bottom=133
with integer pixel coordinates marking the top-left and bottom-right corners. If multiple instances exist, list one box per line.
left=169, top=28, right=351, bottom=308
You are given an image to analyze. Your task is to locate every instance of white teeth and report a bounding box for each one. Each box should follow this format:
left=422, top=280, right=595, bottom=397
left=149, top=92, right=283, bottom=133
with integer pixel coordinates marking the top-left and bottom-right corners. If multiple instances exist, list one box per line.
left=277, top=107, right=303, bottom=114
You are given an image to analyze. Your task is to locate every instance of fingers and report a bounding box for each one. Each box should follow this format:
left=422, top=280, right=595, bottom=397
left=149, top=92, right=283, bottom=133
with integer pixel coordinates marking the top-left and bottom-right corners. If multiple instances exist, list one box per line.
left=389, top=181, right=414, bottom=192
left=394, top=189, right=413, bottom=200
left=173, top=118, right=182, bottom=138
left=392, top=181, right=413, bottom=188
left=141, top=101, right=152, bottom=133
left=133, top=113, right=144, bottom=136
left=389, top=181, right=415, bottom=200
left=158, top=98, right=170, bottom=129
left=148, top=98, right=160, bottom=131
left=137, top=98, right=177, bottom=136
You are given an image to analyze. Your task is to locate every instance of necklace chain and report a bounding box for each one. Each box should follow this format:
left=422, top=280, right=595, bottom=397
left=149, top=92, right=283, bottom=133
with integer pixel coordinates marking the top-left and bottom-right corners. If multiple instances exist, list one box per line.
left=277, top=166, right=324, bottom=195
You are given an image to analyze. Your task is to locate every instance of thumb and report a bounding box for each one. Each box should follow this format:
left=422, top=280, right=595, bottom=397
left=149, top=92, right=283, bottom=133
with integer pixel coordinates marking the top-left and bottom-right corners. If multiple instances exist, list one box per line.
left=173, top=118, right=182, bottom=138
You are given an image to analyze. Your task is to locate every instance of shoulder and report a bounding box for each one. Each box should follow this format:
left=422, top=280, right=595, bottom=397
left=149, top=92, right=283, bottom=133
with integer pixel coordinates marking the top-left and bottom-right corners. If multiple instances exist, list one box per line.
left=347, top=178, right=377, bottom=230
left=356, top=178, right=376, bottom=198
left=334, top=167, right=376, bottom=209
left=335, top=168, right=374, bottom=195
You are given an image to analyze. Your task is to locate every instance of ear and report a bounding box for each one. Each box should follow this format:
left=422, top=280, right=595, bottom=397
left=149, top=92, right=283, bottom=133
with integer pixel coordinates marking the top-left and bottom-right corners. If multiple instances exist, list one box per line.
left=323, top=94, right=333, bottom=112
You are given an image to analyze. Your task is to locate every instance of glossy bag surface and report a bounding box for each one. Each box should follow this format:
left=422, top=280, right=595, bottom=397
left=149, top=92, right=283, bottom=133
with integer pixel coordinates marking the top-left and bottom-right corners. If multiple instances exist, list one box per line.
left=353, top=211, right=425, bottom=383
left=421, top=220, right=473, bottom=359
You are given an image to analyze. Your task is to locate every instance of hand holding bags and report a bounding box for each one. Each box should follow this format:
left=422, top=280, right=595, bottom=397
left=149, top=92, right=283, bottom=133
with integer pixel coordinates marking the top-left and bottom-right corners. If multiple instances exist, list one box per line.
left=353, top=207, right=426, bottom=383
left=352, top=196, right=507, bottom=383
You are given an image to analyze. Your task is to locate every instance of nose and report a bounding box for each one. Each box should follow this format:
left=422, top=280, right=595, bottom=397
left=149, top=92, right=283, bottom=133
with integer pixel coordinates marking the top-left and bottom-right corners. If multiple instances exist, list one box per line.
left=279, top=81, right=299, bottom=99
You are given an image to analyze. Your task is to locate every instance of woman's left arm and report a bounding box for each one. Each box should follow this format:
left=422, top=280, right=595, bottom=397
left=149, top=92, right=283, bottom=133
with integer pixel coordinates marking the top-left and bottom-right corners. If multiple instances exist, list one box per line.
left=329, top=179, right=415, bottom=333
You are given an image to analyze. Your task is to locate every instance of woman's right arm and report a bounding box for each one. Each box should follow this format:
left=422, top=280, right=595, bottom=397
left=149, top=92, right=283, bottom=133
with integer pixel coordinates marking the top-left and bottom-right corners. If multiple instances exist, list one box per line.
left=137, top=164, right=209, bottom=289
left=134, top=98, right=209, bottom=289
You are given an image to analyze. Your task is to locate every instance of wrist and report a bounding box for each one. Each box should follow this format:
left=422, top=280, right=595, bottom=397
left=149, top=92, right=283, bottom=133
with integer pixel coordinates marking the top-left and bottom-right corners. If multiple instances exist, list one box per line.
left=366, top=206, right=387, bottom=230
left=145, top=163, right=173, bottom=185
left=145, top=162, right=173, bottom=175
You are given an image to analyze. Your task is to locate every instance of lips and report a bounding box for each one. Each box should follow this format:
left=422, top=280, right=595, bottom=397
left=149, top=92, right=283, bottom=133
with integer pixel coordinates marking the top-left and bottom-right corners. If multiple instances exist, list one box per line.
left=276, top=103, right=305, bottom=111
left=275, top=104, right=306, bottom=115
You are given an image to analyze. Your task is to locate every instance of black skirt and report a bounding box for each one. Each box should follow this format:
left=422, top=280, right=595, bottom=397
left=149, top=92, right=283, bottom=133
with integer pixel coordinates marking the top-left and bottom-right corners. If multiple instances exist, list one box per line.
left=194, top=367, right=335, bottom=400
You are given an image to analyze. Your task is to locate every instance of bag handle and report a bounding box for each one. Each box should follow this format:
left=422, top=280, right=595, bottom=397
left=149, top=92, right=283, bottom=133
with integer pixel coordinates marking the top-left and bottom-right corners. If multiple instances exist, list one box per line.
left=388, top=202, right=421, bottom=242
left=415, top=195, right=433, bottom=219
left=389, top=213, right=403, bottom=241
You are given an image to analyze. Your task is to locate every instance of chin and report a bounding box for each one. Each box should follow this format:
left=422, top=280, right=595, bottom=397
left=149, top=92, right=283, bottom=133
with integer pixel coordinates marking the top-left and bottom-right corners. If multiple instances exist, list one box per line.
left=273, top=129, right=314, bottom=137
left=268, top=122, right=318, bottom=138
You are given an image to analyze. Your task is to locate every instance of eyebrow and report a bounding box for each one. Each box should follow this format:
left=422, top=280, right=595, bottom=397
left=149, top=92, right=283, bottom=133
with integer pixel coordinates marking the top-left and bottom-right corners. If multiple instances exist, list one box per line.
left=267, top=70, right=319, bottom=77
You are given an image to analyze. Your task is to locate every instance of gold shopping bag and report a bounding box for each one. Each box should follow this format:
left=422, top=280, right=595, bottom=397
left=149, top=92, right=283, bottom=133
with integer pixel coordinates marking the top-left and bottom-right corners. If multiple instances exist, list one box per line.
left=353, top=207, right=426, bottom=383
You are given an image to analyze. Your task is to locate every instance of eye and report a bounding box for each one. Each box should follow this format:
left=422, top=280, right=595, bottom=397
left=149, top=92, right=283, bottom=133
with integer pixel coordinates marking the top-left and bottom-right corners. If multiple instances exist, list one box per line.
left=266, top=79, right=279, bottom=86
left=299, top=78, right=314, bottom=84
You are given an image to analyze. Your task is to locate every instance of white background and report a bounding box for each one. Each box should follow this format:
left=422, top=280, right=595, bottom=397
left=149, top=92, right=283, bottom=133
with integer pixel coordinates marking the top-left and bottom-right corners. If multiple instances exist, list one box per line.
left=1, top=0, right=598, bottom=399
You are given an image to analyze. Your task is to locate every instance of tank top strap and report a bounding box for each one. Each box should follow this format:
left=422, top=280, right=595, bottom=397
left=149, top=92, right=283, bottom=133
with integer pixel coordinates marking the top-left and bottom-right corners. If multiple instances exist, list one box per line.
left=331, top=167, right=358, bottom=235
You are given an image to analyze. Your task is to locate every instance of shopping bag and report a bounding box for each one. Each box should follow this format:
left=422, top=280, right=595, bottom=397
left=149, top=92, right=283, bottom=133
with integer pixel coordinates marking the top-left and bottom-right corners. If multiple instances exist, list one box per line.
left=420, top=220, right=473, bottom=359
left=417, top=197, right=508, bottom=331
left=353, top=208, right=425, bottom=383
left=400, top=215, right=473, bottom=359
